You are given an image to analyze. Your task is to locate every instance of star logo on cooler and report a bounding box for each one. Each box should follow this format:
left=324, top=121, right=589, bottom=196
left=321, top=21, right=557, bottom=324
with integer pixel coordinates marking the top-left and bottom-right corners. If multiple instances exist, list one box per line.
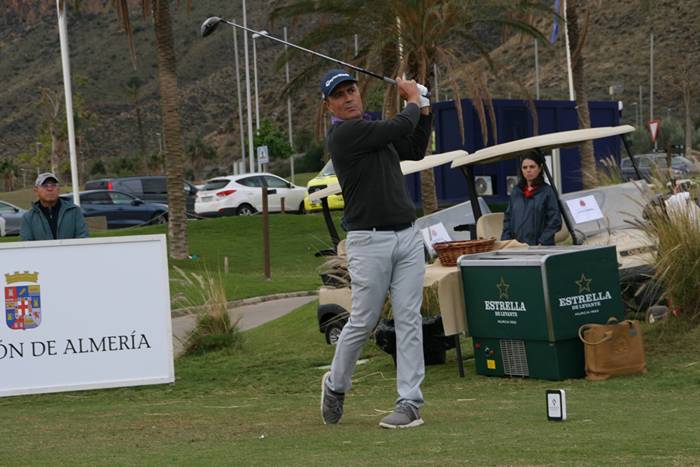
left=496, top=277, right=510, bottom=300
left=579, top=199, right=586, bottom=207
left=4, top=271, right=42, bottom=330
left=575, top=273, right=592, bottom=293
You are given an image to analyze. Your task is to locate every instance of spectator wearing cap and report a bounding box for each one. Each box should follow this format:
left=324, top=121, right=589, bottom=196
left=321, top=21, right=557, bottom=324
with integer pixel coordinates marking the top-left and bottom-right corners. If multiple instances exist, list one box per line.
left=318, top=69, right=433, bottom=429
left=20, top=172, right=88, bottom=241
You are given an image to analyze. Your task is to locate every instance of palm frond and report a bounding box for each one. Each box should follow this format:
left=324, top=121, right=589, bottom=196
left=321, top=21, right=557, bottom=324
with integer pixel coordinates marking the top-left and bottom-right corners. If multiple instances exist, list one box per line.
left=111, top=0, right=137, bottom=67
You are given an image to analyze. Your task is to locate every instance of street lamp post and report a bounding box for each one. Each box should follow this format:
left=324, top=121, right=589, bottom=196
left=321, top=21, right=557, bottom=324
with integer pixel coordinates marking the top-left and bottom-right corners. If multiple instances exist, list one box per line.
left=252, top=34, right=260, bottom=131
left=56, top=0, right=80, bottom=205
left=155, top=132, right=163, bottom=155
left=242, top=0, right=255, bottom=173
left=284, top=26, right=294, bottom=183
left=34, top=142, right=42, bottom=176
left=232, top=21, right=246, bottom=174
left=252, top=30, right=268, bottom=132
left=155, top=132, right=164, bottom=174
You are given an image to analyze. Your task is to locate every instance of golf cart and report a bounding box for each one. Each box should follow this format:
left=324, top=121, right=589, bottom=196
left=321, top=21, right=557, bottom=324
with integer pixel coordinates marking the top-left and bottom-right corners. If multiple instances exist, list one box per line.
left=448, top=124, right=664, bottom=321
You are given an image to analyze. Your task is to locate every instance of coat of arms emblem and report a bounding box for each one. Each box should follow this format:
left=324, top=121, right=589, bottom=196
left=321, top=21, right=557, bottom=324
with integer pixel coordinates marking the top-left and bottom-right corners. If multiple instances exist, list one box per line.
left=5, top=271, right=41, bottom=330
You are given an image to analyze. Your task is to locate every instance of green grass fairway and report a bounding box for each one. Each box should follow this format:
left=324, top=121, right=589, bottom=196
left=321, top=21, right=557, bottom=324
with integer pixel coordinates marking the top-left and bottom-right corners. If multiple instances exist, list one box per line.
left=291, top=171, right=319, bottom=187
left=0, top=186, right=75, bottom=209
left=162, top=213, right=341, bottom=301
left=1, top=303, right=699, bottom=465
left=3, top=196, right=699, bottom=464
left=1, top=212, right=343, bottom=302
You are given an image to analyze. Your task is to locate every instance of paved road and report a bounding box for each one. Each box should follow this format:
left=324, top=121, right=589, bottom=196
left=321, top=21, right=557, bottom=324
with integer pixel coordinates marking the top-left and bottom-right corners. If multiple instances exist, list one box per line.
left=172, top=295, right=317, bottom=357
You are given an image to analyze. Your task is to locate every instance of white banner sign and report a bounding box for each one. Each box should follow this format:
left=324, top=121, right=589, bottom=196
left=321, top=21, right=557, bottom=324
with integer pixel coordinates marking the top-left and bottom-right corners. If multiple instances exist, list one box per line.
left=1, top=235, right=174, bottom=397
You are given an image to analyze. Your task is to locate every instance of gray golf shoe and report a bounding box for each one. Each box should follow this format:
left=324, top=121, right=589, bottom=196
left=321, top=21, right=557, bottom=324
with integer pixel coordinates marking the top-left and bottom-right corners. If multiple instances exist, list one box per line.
left=379, top=401, right=424, bottom=429
left=321, top=371, right=345, bottom=424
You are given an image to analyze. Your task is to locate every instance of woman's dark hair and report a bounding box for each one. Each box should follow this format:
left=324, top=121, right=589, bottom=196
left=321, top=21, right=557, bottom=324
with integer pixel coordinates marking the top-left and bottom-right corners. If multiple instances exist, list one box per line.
left=517, top=151, right=546, bottom=189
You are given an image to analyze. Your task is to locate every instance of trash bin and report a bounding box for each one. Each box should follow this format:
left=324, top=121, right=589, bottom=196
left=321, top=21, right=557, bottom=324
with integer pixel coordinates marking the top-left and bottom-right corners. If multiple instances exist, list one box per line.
left=459, top=246, right=624, bottom=380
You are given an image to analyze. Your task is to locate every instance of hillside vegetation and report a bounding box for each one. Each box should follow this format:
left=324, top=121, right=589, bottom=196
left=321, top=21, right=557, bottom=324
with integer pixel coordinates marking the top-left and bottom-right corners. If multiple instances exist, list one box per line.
left=1, top=0, right=698, bottom=175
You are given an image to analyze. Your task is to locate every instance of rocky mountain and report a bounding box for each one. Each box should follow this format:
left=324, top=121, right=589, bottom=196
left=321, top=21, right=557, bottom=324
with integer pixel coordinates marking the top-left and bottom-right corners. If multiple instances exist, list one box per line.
left=0, top=0, right=697, bottom=176
left=486, top=0, right=700, bottom=118
left=1, top=0, right=308, bottom=172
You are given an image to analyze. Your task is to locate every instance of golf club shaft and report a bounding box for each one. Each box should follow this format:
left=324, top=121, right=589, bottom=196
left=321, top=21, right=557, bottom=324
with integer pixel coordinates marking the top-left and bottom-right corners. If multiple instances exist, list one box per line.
left=221, top=19, right=396, bottom=85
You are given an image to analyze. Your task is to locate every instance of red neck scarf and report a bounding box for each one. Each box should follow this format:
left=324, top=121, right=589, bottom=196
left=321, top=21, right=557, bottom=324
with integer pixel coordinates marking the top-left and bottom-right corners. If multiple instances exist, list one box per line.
left=523, top=184, right=538, bottom=199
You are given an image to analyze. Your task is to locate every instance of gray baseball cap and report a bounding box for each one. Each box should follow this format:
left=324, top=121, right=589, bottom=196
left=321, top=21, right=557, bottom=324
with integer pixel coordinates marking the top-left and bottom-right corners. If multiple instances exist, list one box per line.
left=35, top=172, right=59, bottom=186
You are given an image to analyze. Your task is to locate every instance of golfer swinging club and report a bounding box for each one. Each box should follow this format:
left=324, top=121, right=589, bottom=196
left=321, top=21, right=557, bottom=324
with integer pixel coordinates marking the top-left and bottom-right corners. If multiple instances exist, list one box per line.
left=319, top=69, right=432, bottom=428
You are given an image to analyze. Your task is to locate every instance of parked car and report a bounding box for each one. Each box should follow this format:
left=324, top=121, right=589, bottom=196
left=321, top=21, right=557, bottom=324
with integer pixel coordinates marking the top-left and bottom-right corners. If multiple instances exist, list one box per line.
left=621, top=153, right=697, bottom=180
left=195, top=173, right=306, bottom=217
left=60, top=190, right=168, bottom=229
left=303, top=160, right=344, bottom=213
left=0, top=200, right=27, bottom=235
left=84, top=176, right=197, bottom=215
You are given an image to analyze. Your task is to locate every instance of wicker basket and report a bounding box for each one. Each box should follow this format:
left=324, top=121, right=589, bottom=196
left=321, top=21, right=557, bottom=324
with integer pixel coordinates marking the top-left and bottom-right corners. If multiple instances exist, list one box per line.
left=433, top=238, right=496, bottom=266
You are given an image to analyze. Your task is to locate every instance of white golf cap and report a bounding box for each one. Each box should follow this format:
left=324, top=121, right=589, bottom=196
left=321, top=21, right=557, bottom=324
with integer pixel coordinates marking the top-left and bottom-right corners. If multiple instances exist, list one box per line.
left=35, top=172, right=59, bottom=186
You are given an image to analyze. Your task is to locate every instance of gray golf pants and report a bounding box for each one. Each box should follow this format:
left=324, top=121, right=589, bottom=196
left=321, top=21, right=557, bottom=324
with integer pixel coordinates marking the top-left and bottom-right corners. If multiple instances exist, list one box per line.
left=326, top=225, right=425, bottom=407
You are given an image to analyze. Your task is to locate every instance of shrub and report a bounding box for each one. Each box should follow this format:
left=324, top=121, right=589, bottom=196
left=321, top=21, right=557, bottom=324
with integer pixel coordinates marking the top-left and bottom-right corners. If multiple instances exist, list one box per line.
left=172, top=267, right=242, bottom=355
left=381, top=283, right=441, bottom=319
left=252, top=119, right=293, bottom=160
left=641, top=192, right=700, bottom=324
left=295, top=143, right=325, bottom=173
left=594, top=155, right=625, bottom=186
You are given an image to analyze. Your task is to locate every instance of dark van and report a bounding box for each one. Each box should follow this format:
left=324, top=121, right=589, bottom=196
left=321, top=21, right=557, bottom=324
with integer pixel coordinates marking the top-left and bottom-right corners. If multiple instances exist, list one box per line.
left=84, top=176, right=197, bottom=215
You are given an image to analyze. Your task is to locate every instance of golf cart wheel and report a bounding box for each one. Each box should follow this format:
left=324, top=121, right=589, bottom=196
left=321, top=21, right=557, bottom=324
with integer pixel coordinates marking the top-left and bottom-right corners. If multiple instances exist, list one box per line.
left=325, top=320, right=346, bottom=345
left=646, top=305, right=669, bottom=324
left=236, top=204, right=256, bottom=216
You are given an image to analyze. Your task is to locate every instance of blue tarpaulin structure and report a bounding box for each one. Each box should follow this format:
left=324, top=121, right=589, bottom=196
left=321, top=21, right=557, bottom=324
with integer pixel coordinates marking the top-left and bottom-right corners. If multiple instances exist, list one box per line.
left=405, top=99, right=621, bottom=206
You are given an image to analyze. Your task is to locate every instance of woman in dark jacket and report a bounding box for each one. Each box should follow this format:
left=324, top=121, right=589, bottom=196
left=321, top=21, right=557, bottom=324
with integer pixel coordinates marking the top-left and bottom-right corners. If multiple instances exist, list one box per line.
left=501, top=152, right=562, bottom=245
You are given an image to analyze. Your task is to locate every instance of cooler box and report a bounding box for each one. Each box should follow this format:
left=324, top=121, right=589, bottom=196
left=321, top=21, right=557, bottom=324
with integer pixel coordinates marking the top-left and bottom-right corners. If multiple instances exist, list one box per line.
left=459, top=246, right=624, bottom=380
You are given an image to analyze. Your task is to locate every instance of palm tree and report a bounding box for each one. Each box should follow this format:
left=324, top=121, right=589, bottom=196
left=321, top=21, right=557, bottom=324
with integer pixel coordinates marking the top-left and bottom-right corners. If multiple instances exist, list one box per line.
left=0, top=159, right=18, bottom=192
left=113, top=0, right=189, bottom=259
left=665, top=59, right=697, bottom=159
left=186, top=136, right=217, bottom=181
left=125, top=76, right=148, bottom=171
left=39, top=87, right=66, bottom=175
left=565, top=0, right=596, bottom=188
left=272, top=0, right=548, bottom=213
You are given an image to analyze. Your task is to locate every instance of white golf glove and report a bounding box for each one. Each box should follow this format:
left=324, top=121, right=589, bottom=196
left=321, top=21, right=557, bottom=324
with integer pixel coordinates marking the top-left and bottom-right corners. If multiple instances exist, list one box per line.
left=417, top=83, right=430, bottom=108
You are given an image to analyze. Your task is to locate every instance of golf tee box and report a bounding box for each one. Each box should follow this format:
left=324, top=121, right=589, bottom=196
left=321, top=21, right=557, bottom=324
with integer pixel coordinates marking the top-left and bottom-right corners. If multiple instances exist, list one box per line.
left=546, top=389, right=567, bottom=421
left=459, top=246, right=624, bottom=380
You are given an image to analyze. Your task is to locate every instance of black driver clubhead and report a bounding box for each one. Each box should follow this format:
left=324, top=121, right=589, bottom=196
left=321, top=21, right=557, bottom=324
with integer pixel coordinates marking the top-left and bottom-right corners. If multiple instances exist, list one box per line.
left=201, top=16, right=222, bottom=38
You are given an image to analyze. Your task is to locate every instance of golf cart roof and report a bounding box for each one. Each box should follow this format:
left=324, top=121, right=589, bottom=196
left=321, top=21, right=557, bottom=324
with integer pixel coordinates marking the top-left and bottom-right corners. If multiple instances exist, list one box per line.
left=307, top=150, right=468, bottom=202
left=451, top=125, right=635, bottom=169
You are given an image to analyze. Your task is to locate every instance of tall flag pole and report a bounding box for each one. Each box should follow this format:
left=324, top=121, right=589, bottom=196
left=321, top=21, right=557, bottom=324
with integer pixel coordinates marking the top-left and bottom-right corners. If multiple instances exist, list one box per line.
left=548, top=0, right=567, bottom=189
left=562, top=0, right=575, bottom=101
left=56, top=0, right=80, bottom=205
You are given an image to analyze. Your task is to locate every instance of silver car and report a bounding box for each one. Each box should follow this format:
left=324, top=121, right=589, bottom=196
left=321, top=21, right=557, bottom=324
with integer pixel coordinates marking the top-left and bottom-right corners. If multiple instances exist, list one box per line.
left=0, top=200, right=27, bottom=236
left=620, top=153, right=698, bottom=180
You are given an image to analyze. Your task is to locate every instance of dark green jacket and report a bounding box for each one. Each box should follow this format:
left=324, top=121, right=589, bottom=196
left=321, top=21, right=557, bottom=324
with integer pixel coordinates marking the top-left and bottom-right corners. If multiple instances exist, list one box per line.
left=501, top=184, right=562, bottom=246
left=20, top=198, right=89, bottom=241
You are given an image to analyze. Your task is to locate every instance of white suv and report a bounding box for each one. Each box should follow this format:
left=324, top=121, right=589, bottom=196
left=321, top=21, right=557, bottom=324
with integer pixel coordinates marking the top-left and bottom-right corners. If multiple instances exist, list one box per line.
left=195, top=173, right=307, bottom=216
